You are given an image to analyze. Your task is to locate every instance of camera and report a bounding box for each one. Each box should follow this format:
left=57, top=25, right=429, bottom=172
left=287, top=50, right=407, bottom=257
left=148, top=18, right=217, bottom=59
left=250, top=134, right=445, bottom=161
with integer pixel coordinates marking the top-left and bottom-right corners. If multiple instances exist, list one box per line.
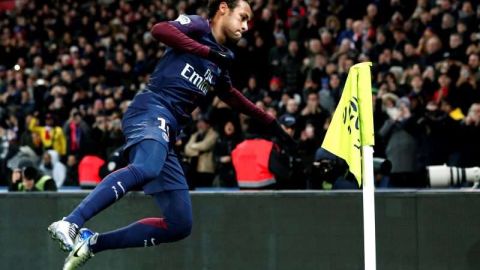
left=427, top=165, right=480, bottom=187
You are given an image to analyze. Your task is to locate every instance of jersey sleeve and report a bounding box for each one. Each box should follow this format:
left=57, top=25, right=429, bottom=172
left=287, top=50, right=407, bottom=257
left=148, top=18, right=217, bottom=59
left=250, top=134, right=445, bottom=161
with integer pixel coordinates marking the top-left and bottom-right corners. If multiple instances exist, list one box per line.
left=215, top=72, right=275, bottom=125
left=168, top=15, right=210, bottom=37
left=150, top=15, right=210, bottom=58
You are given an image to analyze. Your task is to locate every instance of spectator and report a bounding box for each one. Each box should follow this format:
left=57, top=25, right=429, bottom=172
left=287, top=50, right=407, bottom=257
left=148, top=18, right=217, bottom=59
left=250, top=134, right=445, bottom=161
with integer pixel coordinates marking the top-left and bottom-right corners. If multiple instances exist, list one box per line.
left=231, top=124, right=287, bottom=189
left=39, top=149, right=67, bottom=188
left=299, top=90, right=330, bottom=134
left=77, top=154, right=105, bottom=189
left=63, top=109, right=91, bottom=158
left=456, top=103, right=480, bottom=167
left=281, top=40, right=304, bottom=93
left=184, top=115, right=218, bottom=188
left=9, top=166, right=57, bottom=192
left=241, top=75, right=267, bottom=103
left=27, top=113, right=67, bottom=156
left=379, top=97, right=424, bottom=187
left=213, top=121, right=243, bottom=188
left=275, top=114, right=306, bottom=189
left=64, top=154, right=79, bottom=187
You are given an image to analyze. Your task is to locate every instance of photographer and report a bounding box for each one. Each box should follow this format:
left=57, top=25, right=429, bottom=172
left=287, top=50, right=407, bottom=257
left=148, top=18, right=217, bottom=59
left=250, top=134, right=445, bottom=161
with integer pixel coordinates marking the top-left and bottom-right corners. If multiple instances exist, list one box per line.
left=9, top=166, right=57, bottom=192
left=311, top=148, right=392, bottom=189
left=311, top=148, right=358, bottom=189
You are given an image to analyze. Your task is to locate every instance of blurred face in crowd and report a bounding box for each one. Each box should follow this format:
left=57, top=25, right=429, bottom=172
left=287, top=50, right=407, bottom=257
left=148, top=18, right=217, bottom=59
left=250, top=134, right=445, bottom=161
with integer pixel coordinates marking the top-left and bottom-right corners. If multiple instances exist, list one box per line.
left=314, top=54, right=327, bottom=68
left=286, top=99, right=298, bottom=114
left=43, top=152, right=52, bottom=167
left=105, top=97, right=116, bottom=111
left=224, top=121, right=235, bottom=136
left=441, top=13, right=455, bottom=29
left=73, top=113, right=82, bottom=124
left=438, top=73, right=451, bottom=87
left=261, top=8, right=271, bottom=21
left=410, top=75, right=423, bottom=92
left=45, top=116, right=54, bottom=127
left=275, top=36, right=286, bottom=47
left=320, top=31, right=332, bottom=46
left=196, top=119, right=210, bottom=133
left=95, top=115, right=107, bottom=130
left=449, top=34, right=462, bottom=49
left=67, top=154, right=77, bottom=167
left=366, top=4, right=377, bottom=18
left=375, top=31, right=387, bottom=44
left=426, top=37, right=442, bottom=55
left=467, top=103, right=480, bottom=123
left=21, top=172, right=35, bottom=190
left=468, top=54, right=479, bottom=69
left=403, top=43, right=416, bottom=57
left=461, top=1, right=473, bottom=14
left=420, top=11, right=431, bottom=24
left=329, top=74, right=340, bottom=89
left=352, top=20, right=363, bottom=35
left=247, top=76, right=257, bottom=89
left=288, top=40, right=299, bottom=55
left=307, top=92, right=319, bottom=107
left=308, top=39, right=322, bottom=54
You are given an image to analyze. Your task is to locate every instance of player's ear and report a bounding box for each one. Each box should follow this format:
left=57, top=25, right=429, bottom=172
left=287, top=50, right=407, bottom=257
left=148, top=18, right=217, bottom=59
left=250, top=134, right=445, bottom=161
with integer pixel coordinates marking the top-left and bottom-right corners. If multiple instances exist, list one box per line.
left=218, top=2, right=229, bottom=15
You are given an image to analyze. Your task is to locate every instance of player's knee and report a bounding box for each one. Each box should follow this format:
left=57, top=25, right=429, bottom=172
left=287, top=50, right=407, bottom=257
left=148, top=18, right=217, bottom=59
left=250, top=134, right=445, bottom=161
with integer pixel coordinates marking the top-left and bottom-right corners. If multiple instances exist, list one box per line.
left=171, top=214, right=192, bottom=240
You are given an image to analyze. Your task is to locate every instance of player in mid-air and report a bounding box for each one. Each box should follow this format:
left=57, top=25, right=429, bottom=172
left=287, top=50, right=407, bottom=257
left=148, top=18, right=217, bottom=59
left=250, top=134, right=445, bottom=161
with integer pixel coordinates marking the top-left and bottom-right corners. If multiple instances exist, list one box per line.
left=48, top=0, right=294, bottom=269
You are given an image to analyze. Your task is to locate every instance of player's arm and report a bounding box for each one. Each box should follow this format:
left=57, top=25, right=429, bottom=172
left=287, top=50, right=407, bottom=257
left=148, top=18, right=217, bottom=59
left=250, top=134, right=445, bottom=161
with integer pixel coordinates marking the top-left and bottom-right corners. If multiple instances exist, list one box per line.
left=150, top=15, right=228, bottom=66
left=215, top=72, right=296, bottom=150
left=217, top=84, right=275, bottom=125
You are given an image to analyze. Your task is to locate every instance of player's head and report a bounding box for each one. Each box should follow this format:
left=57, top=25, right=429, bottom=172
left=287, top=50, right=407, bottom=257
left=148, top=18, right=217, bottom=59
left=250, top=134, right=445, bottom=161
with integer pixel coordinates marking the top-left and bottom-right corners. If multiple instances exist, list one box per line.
left=208, top=0, right=252, bottom=42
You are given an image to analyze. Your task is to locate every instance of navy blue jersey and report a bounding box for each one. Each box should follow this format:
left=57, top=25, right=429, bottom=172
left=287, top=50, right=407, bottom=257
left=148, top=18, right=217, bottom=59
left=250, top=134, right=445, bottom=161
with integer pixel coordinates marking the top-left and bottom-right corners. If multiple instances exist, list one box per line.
left=128, top=15, right=232, bottom=128
left=122, top=15, right=235, bottom=193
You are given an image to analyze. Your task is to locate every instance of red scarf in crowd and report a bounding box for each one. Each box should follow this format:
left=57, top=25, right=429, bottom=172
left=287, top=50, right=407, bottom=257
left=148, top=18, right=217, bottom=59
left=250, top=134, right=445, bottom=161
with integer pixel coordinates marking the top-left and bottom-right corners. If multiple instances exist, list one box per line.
left=69, top=121, right=79, bottom=151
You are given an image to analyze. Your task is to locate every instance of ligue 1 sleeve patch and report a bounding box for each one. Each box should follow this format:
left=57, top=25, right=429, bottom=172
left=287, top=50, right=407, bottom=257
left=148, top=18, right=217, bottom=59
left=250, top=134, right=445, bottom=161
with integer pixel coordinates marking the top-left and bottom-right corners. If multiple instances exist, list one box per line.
left=175, top=15, right=191, bottom=25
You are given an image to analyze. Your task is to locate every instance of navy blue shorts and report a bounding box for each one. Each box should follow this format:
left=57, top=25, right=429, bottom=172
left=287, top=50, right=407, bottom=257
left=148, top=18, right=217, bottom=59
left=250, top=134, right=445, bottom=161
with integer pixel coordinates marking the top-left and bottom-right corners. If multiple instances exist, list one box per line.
left=122, top=106, right=188, bottom=193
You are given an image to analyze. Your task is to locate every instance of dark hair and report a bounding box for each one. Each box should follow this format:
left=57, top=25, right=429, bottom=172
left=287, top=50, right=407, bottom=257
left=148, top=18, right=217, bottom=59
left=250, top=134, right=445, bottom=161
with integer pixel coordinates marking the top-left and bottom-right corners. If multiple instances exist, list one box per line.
left=207, top=0, right=251, bottom=19
left=22, top=166, right=38, bottom=181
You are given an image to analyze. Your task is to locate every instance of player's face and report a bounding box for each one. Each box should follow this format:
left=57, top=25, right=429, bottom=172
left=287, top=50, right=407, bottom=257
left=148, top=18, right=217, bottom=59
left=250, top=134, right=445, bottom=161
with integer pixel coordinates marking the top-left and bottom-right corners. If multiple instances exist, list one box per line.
left=223, top=1, right=252, bottom=42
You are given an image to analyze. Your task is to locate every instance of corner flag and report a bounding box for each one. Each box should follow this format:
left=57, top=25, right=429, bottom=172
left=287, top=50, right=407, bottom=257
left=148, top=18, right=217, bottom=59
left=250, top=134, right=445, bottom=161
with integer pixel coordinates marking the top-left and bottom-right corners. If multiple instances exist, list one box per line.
left=321, top=62, right=374, bottom=186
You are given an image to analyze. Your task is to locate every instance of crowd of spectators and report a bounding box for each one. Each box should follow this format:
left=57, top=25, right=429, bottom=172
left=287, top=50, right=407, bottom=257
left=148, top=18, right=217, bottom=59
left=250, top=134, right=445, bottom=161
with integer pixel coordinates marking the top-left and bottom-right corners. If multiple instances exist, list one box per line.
left=1, top=0, right=480, bottom=190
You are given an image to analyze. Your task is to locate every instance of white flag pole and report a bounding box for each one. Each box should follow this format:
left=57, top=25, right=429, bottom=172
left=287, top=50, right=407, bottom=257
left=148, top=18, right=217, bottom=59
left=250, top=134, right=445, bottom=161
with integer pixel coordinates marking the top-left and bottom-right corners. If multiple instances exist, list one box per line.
left=362, top=145, right=376, bottom=270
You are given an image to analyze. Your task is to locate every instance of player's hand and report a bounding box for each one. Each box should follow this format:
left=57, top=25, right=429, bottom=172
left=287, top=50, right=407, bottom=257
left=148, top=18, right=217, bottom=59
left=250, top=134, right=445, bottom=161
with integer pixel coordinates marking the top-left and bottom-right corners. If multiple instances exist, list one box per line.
left=11, top=169, right=22, bottom=184
left=208, top=49, right=234, bottom=70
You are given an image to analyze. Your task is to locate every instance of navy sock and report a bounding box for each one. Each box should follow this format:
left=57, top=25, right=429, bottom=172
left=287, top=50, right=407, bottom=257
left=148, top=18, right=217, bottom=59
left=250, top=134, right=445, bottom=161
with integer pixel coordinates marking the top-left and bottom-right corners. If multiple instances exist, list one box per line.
left=65, top=140, right=168, bottom=227
left=90, top=189, right=192, bottom=253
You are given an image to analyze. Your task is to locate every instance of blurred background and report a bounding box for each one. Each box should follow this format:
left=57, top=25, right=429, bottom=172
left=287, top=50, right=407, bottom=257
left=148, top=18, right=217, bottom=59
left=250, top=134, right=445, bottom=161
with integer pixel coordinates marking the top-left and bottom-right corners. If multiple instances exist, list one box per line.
left=2, top=1, right=480, bottom=270
left=1, top=0, right=480, bottom=191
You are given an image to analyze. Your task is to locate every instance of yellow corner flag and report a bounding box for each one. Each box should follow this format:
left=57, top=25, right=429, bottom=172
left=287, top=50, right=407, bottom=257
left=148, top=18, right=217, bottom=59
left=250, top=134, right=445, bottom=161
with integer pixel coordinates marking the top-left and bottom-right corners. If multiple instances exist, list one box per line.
left=321, top=62, right=375, bottom=186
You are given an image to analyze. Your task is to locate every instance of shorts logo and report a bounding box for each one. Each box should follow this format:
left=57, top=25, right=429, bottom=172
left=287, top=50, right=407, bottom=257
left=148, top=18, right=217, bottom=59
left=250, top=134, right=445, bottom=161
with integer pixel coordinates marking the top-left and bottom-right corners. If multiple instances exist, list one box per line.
left=175, top=15, right=191, bottom=25
left=157, top=117, right=170, bottom=142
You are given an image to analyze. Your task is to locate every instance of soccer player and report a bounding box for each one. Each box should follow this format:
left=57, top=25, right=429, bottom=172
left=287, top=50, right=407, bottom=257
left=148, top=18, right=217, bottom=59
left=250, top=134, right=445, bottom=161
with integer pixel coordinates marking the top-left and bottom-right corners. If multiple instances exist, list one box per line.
left=48, top=1, right=294, bottom=269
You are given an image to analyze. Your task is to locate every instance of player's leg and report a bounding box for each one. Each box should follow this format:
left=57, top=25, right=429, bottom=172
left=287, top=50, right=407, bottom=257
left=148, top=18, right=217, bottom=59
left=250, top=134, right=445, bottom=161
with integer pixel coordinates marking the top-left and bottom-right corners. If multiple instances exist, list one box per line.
left=62, top=189, right=192, bottom=270
left=49, top=139, right=168, bottom=251
left=82, top=151, right=192, bottom=252
left=92, top=189, right=192, bottom=252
